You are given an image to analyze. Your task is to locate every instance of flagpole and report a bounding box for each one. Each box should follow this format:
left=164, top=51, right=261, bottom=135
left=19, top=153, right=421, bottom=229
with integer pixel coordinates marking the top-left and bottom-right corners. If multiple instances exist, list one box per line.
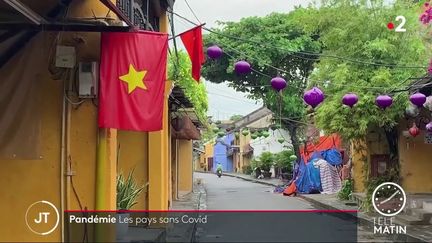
left=168, top=23, right=206, bottom=40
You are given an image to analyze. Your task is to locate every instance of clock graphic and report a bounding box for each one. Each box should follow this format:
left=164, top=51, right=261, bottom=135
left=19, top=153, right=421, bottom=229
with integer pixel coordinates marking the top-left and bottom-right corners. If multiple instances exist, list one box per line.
left=372, top=182, right=406, bottom=217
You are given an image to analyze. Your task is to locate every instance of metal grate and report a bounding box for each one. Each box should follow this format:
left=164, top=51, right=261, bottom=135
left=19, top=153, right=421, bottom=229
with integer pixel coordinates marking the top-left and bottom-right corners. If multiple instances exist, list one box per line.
left=133, top=3, right=146, bottom=29
left=116, top=0, right=131, bottom=18
left=116, top=0, right=156, bottom=31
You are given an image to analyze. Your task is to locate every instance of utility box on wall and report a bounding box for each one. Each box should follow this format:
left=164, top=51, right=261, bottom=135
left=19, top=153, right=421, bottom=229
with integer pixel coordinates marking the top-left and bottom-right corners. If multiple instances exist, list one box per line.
left=78, top=62, right=98, bottom=98
left=55, top=45, right=76, bottom=68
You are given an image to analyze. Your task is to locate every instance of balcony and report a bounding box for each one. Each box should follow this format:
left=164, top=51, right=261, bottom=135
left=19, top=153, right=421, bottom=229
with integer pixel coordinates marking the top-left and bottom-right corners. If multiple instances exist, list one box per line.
left=116, top=0, right=161, bottom=31
left=227, top=146, right=239, bottom=157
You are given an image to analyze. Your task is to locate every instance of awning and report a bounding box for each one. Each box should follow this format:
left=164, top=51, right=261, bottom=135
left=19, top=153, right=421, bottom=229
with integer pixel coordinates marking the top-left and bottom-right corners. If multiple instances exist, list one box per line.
left=193, top=147, right=204, bottom=154
left=243, top=144, right=253, bottom=155
left=169, top=86, right=205, bottom=128
left=171, top=115, right=201, bottom=140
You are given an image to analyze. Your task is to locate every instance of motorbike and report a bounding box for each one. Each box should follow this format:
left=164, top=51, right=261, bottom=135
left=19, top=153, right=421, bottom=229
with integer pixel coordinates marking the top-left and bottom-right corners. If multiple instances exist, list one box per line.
left=216, top=169, right=222, bottom=178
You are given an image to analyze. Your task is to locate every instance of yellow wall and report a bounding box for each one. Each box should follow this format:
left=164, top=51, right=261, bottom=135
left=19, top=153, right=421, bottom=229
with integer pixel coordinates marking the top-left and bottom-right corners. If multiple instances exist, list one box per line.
left=0, top=1, right=115, bottom=238
left=68, top=102, right=98, bottom=211
left=0, top=1, right=169, bottom=242
left=366, top=129, right=389, bottom=155
left=202, top=141, right=214, bottom=171
left=178, top=140, right=193, bottom=193
left=239, top=132, right=252, bottom=172
left=117, top=131, right=149, bottom=210
left=351, top=138, right=367, bottom=193
left=68, top=2, right=118, bottom=242
left=351, top=122, right=432, bottom=194
left=398, top=119, right=432, bottom=193
left=148, top=79, right=171, bottom=210
left=0, top=70, right=62, bottom=242
left=197, top=153, right=205, bottom=171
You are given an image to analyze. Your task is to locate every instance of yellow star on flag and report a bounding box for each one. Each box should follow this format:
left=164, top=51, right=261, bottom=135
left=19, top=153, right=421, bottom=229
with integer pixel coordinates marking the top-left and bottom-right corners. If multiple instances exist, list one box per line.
left=119, top=64, right=148, bottom=94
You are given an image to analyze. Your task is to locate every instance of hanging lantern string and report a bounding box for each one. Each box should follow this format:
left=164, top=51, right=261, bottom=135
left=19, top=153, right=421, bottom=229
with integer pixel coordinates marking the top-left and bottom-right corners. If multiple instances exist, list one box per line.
left=271, top=116, right=313, bottom=126
left=184, top=0, right=202, bottom=24
left=169, top=11, right=432, bottom=109
left=279, top=91, right=282, bottom=129
left=206, top=74, right=430, bottom=91
left=251, top=68, right=272, bottom=79
left=206, top=79, right=431, bottom=107
left=175, top=11, right=431, bottom=95
left=215, top=42, right=431, bottom=93
left=168, top=10, right=428, bottom=69
left=223, top=50, right=273, bottom=78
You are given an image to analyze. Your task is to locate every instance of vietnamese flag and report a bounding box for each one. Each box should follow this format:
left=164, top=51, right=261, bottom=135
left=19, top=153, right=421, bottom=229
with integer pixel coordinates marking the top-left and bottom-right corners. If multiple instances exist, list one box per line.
left=180, top=25, right=205, bottom=82
left=98, top=31, right=168, bottom=132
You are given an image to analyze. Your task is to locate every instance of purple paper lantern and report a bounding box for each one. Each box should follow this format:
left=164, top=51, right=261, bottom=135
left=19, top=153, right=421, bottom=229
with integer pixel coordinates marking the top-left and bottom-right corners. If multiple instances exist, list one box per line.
left=410, top=93, right=427, bottom=107
left=271, top=77, right=287, bottom=92
left=426, top=122, right=432, bottom=132
left=303, top=87, right=324, bottom=108
left=207, top=45, right=223, bottom=59
left=342, top=93, right=358, bottom=108
left=234, top=61, right=251, bottom=74
left=376, top=95, right=393, bottom=109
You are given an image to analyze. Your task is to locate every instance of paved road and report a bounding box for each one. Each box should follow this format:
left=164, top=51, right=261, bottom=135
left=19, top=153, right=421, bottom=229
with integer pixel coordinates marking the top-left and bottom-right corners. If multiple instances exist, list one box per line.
left=199, top=172, right=315, bottom=210
left=193, top=173, right=395, bottom=243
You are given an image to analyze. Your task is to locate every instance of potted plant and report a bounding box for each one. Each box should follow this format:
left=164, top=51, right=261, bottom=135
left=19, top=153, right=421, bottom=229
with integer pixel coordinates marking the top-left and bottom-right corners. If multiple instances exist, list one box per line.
left=116, top=170, right=146, bottom=240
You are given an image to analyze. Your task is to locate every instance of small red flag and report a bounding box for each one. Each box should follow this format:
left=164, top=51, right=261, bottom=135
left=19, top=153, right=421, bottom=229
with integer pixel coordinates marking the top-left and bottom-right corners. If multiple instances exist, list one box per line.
left=180, top=25, right=205, bottom=82
left=98, top=31, right=168, bottom=132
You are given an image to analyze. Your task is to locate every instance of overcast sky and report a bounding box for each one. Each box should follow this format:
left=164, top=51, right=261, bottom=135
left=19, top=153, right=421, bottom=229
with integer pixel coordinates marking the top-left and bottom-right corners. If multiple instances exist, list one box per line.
left=171, top=0, right=312, bottom=120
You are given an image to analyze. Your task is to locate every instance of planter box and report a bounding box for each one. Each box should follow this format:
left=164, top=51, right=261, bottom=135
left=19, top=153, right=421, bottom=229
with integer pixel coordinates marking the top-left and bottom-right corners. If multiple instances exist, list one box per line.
left=116, top=213, right=130, bottom=240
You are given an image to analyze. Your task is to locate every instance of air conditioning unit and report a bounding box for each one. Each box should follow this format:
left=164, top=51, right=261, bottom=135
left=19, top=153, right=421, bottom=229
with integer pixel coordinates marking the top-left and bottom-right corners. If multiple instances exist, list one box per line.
left=78, top=62, right=98, bottom=98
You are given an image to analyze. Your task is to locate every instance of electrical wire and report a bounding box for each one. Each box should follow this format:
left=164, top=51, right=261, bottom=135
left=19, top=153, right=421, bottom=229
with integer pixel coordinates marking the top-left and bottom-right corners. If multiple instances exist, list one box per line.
left=169, top=10, right=428, bottom=69
left=206, top=83, right=263, bottom=98
left=169, top=8, right=432, bottom=134
left=168, top=12, right=180, bottom=80
left=170, top=94, right=208, bottom=128
left=207, top=91, right=261, bottom=105
left=68, top=155, right=88, bottom=243
left=63, top=69, right=86, bottom=106
left=221, top=43, right=430, bottom=92
left=184, top=0, right=201, bottom=24
left=170, top=11, right=430, bottom=93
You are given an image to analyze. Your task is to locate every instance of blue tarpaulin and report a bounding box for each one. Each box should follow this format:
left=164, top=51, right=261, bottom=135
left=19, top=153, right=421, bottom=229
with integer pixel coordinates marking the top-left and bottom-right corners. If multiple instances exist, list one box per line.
left=295, top=159, right=322, bottom=194
left=320, top=149, right=342, bottom=166
left=288, top=134, right=343, bottom=195
left=294, top=149, right=342, bottom=194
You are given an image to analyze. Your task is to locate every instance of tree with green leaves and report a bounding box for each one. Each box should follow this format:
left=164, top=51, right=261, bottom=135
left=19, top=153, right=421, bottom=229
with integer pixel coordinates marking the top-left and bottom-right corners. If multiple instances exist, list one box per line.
left=297, top=0, right=430, bottom=206
left=202, top=12, right=322, bottom=157
left=301, top=0, right=429, bottom=142
left=168, top=50, right=209, bottom=126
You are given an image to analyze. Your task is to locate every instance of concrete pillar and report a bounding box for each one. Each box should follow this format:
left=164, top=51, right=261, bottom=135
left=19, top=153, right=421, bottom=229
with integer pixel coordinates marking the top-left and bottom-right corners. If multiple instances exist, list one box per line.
left=95, top=128, right=117, bottom=242
left=148, top=12, right=171, bottom=210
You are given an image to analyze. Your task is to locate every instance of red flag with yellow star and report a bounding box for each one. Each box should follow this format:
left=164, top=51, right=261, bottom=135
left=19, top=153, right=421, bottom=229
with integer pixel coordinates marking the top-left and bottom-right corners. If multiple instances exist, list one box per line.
left=98, top=31, right=168, bottom=131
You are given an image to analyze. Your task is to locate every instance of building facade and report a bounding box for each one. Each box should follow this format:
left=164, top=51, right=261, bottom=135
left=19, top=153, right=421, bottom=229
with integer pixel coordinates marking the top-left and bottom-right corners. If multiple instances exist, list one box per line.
left=0, top=1, right=200, bottom=242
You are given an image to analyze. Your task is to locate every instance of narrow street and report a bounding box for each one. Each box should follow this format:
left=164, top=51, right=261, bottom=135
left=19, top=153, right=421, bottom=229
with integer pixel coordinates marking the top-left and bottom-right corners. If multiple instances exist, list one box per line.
left=193, top=173, right=394, bottom=242
left=197, top=172, right=314, bottom=210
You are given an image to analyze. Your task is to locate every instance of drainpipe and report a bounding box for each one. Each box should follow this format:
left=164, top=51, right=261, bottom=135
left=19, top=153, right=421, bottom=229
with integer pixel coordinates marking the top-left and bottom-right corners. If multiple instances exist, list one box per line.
left=60, top=69, right=67, bottom=243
